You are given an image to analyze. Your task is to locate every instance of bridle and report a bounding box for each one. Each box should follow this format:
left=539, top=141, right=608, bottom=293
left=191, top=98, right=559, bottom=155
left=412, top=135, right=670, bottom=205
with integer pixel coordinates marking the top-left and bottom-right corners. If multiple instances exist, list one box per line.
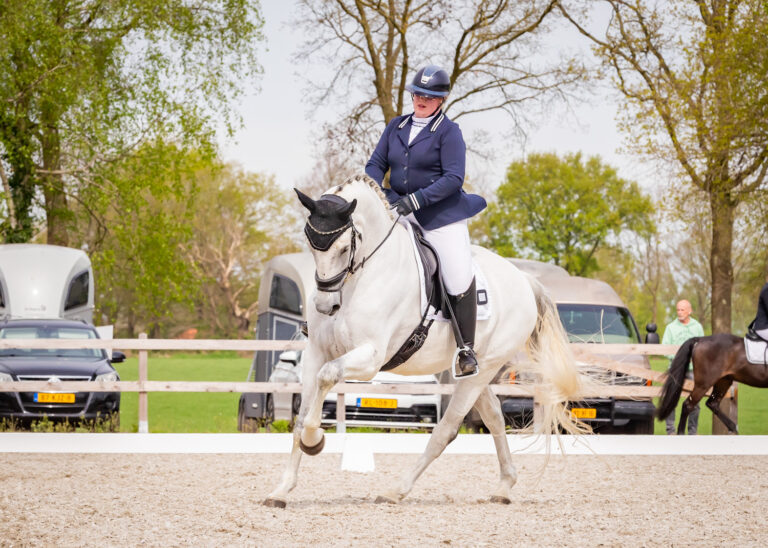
left=307, top=213, right=400, bottom=298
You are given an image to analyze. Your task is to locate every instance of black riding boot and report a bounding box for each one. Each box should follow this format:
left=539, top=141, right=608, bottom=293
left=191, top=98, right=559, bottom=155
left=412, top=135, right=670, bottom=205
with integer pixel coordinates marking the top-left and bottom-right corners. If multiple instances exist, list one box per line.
left=448, top=277, right=478, bottom=378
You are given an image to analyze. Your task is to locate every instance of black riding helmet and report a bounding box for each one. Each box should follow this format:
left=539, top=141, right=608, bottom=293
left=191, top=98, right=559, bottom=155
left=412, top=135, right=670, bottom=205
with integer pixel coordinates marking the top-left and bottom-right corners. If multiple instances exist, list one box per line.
left=405, top=65, right=451, bottom=98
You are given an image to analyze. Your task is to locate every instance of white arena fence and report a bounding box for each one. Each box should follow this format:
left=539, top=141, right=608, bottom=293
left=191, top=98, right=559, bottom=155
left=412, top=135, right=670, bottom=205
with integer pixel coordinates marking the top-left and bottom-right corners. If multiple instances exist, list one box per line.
left=0, top=337, right=701, bottom=434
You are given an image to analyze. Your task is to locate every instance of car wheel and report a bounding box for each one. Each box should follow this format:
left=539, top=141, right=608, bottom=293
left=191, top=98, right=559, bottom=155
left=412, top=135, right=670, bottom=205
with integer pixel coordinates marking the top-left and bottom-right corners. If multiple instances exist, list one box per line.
left=629, top=418, right=654, bottom=435
left=264, top=394, right=275, bottom=432
left=289, top=394, right=302, bottom=431
left=238, top=399, right=260, bottom=433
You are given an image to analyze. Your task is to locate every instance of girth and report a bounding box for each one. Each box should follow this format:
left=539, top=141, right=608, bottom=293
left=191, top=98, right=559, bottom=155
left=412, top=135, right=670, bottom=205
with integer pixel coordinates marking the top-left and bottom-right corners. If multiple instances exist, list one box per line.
left=380, top=223, right=443, bottom=371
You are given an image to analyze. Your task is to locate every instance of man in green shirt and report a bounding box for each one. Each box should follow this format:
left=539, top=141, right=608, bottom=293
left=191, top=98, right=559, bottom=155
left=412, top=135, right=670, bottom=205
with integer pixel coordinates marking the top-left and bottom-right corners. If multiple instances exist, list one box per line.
left=662, top=299, right=705, bottom=434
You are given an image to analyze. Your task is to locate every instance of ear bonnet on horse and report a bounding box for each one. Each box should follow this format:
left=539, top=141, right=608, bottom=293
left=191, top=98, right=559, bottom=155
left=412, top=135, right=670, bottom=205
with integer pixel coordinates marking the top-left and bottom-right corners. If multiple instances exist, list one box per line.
left=295, top=189, right=358, bottom=251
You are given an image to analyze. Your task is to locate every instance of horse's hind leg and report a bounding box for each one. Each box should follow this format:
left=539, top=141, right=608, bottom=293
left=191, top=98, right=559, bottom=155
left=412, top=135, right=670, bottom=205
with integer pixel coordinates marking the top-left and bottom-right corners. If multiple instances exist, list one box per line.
left=472, top=386, right=517, bottom=504
left=677, top=385, right=708, bottom=435
left=376, top=375, right=489, bottom=504
left=705, top=378, right=738, bottom=434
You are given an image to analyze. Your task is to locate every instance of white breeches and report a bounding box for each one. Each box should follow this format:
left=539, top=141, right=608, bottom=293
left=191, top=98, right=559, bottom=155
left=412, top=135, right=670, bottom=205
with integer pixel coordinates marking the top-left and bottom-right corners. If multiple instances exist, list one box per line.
left=408, top=215, right=473, bottom=295
left=757, top=327, right=768, bottom=339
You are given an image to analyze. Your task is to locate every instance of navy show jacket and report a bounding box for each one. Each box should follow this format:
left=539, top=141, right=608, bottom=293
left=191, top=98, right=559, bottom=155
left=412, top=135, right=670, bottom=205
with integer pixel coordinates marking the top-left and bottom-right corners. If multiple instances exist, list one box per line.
left=365, top=112, right=486, bottom=230
left=755, top=282, right=768, bottom=331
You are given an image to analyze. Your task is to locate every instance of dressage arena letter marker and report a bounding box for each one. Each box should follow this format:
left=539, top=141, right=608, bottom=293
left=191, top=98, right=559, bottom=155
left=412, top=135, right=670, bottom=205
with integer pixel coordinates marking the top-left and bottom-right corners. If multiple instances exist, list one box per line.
left=341, top=434, right=375, bottom=473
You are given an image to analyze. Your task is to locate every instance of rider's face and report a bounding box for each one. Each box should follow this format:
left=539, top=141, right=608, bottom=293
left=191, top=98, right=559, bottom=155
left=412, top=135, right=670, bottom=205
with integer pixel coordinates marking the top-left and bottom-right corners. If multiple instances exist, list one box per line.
left=412, top=93, right=443, bottom=118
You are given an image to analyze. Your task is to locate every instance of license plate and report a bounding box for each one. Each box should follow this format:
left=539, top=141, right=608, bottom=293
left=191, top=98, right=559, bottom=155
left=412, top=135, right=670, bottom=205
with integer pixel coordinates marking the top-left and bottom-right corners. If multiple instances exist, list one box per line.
left=34, top=393, right=76, bottom=404
left=356, top=397, right=397, bottom=409
left=570, top=407, right=596, bottom=419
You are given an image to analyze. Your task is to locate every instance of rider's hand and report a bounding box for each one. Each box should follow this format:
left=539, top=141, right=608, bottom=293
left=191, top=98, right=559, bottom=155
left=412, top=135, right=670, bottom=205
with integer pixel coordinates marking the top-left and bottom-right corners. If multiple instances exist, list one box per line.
left=393, top=192, right=423, bottom=217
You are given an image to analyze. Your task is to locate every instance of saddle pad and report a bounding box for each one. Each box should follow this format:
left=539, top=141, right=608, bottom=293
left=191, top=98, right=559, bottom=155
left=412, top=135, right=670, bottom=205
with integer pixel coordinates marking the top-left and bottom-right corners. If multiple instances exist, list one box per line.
left=400, top=219, right=491, bottom=322
left=745, top=337, right=768, bottom=365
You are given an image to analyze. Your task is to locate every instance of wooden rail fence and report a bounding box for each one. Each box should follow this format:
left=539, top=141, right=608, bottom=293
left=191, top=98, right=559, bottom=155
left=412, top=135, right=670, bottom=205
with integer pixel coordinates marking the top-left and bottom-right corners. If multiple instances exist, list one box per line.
left=0, top=338, right=728, bottom=432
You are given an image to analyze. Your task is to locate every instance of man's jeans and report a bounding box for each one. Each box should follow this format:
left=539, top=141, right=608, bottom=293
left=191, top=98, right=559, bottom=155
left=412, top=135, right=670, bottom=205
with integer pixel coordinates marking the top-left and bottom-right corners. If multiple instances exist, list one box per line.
left=666, top=403, right=700, bottom=434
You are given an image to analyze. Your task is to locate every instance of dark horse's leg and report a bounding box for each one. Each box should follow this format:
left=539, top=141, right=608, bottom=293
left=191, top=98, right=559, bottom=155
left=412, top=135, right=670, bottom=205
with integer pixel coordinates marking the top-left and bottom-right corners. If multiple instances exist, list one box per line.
left=676, top=397, right=691, bottom=435
left=705, top=378, right=738, bottom=434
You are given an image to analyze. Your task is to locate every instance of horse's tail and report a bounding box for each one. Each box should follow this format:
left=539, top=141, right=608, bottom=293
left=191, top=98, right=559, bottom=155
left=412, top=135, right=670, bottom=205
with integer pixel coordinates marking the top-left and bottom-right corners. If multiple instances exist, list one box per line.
left=655, top=337, right=699, bottom=420
left=525, top=274, right=588, bottom=435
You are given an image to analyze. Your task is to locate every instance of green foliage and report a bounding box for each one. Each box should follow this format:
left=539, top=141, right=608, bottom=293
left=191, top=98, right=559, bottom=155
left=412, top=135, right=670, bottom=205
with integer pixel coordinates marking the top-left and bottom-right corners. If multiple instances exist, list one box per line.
left=0, top=0, right=264, bottom=244
left=486, top=152, right=655, bottom=276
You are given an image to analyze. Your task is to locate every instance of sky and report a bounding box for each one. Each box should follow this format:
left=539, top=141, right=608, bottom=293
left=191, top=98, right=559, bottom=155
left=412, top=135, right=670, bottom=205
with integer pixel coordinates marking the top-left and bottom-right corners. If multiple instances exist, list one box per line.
left=219, top=1, right=660, bottom=195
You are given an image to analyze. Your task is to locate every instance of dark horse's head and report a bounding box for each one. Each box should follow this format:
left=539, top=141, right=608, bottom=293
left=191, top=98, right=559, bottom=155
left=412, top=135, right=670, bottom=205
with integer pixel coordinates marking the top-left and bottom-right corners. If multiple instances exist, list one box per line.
left=295, top=188, right=358, bottom=316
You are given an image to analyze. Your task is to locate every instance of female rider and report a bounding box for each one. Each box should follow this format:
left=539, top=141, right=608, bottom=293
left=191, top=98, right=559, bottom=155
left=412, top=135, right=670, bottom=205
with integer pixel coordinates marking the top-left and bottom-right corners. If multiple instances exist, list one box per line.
left=365, top=65, right=486, bottom=377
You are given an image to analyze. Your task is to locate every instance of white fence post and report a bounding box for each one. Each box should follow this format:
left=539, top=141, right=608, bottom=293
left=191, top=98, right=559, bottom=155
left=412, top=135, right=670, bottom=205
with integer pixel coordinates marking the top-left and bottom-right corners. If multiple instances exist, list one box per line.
left=138, top=333, right=149, bottom=433
left=336, top=392, right=346, bottom=434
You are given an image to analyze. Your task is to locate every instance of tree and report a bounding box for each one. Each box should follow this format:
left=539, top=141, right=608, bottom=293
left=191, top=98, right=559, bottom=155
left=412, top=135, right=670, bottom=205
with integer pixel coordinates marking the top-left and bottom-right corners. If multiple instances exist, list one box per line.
left=294, top=0, right=584, bottom=158
left=0, top=0, right=264, bottom=245
left=559, top=0, right=768, bottom=333
left=185, top=165, right=302, bottom=338
left=486, top=152, right=654, bottom=276
left=84, top=144, right=206, bottom=337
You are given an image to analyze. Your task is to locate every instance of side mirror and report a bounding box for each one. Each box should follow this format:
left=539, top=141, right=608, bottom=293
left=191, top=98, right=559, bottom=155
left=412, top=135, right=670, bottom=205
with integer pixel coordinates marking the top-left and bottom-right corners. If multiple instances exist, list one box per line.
left=279, top=350, right=299, bottom=365
left=644, top=323, right=660, bottom=344
left=110, top=350, right=126, bottom=363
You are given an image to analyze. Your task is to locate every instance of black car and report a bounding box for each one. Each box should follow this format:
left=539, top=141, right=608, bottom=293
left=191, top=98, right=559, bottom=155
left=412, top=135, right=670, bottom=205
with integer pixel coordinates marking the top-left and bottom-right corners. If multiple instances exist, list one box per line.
left=0, top=319, right=123, bottom=427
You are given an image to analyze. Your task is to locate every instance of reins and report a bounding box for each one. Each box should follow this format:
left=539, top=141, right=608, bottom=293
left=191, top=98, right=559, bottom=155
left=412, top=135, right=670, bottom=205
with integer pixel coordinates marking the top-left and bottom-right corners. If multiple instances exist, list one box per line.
left=311, top=212, right=401, bottom=295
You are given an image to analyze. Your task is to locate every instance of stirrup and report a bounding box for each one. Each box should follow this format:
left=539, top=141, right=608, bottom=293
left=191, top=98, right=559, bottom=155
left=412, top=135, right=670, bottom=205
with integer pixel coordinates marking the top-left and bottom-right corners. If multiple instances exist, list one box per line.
left=451, top=346, right=479, bottom=380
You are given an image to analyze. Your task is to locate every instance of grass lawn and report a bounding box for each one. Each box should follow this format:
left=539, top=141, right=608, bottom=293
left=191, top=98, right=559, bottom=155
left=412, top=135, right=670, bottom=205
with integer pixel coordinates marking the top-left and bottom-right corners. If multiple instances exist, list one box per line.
left=109, top=353, right=768, bottom=434
left=114, top=352, right=252, bottom=433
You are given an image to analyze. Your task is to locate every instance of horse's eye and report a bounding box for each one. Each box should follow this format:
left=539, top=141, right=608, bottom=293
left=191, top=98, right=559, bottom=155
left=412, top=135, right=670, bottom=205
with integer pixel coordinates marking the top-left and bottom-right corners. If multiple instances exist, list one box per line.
left=340, top=246, right=349, bottom=255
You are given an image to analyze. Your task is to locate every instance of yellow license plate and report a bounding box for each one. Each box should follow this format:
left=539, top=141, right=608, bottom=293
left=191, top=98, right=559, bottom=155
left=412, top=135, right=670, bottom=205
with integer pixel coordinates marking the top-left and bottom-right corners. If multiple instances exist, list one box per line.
left=570, top=407, right=596, bottom=419
left=356, top=398, right=397, bottom=409
left=35, top=393, right=76, bottom=404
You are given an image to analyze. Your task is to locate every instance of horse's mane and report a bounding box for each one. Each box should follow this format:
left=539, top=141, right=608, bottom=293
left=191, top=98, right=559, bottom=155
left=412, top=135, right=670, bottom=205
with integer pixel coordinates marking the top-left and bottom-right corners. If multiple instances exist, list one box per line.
left=331, top=174, right=394, bottom=220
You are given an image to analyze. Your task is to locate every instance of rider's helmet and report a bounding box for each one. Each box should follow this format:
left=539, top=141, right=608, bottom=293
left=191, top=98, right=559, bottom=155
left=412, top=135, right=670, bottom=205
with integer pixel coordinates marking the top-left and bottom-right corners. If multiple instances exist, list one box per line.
left=405, top=65, right=451, bottom=97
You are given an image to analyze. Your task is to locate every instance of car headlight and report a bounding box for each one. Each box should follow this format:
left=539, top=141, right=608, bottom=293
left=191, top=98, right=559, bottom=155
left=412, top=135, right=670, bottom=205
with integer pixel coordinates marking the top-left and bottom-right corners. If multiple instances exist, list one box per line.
left=95, top=372, right=119, bottom=382
left=0, top=372, right=12, bottom=382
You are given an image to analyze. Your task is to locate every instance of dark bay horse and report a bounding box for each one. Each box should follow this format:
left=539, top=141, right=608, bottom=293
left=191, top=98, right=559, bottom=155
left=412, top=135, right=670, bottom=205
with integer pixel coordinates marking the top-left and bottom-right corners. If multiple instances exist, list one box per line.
left=656, top=334, right=768, bottom=434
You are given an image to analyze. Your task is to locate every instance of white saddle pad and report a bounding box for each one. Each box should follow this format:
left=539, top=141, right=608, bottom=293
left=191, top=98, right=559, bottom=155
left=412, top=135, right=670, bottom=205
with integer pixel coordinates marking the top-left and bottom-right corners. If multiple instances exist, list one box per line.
left=400, top=219, right=491, bottom=322
left=745, top=337, right=768, bottom=365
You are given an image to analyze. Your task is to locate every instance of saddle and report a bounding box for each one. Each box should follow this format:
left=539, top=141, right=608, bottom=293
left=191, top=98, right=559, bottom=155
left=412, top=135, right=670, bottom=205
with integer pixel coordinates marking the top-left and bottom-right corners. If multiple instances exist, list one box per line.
left=745, top=320, right=768, bottom=365
left=380, top=223, right=443, bottom=371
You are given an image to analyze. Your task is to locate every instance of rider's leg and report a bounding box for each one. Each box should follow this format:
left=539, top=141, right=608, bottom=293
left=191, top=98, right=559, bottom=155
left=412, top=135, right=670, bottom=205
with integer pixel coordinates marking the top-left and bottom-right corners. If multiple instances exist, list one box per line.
left=448, top=278, right=478, bottom=376
left=416, top=217, right=478, bottom=377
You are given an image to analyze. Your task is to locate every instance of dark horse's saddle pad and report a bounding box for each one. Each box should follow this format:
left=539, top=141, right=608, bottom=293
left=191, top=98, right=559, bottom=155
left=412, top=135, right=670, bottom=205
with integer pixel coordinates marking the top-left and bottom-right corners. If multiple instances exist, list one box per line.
left=744, top=336, right=768, bottom=365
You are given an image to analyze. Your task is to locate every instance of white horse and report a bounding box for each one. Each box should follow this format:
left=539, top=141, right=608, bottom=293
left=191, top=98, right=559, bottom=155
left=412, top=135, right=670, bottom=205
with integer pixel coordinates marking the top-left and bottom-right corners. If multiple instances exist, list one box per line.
left=263, top=174, right=585, bottom=508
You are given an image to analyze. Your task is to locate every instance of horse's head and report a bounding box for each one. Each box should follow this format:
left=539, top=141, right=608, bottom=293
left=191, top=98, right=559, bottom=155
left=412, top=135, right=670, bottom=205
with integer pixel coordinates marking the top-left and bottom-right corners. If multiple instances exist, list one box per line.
left=295, top=188, right=358, bottom=315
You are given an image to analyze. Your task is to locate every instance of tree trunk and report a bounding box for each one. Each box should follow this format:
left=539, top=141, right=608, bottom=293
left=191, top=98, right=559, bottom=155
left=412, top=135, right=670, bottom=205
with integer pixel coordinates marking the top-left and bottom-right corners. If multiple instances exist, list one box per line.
left=41, top=114, right=69, bottom=246
left=709, top=189, right=734, bottom=334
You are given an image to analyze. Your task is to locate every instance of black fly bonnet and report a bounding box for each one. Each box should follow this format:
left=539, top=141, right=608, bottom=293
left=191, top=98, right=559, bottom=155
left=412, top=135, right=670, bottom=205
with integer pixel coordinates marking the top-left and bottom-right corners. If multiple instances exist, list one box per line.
left=304, top=194, right=355, bottom=252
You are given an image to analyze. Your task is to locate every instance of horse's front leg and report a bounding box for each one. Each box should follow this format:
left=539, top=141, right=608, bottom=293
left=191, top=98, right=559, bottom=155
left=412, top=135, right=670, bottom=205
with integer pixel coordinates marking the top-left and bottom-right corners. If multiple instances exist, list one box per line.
left=300, top=343, right=379, bottom=453
left=263, top=356, right=322, bottom=508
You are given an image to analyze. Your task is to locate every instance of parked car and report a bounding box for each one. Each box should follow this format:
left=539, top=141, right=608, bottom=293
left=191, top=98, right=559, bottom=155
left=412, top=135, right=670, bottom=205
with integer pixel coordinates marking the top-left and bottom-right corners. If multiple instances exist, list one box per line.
left=0, top=318, right=123, bottom=427
left=444, top=258, right=656, bottom=434
left=237, top=252, right=441, bottom=432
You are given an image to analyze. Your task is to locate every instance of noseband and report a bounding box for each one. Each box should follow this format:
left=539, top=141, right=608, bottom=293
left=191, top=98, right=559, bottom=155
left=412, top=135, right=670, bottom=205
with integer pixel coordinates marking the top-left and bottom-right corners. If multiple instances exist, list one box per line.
left=306, top=213, right=400, bottom=298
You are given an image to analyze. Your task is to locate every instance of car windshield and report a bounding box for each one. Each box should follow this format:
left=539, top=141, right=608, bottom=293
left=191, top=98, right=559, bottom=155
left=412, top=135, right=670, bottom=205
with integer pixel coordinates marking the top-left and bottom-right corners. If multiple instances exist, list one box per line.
left=0, top=325, right=105, bottom=359
left=557, top=304, right=640, bottom=344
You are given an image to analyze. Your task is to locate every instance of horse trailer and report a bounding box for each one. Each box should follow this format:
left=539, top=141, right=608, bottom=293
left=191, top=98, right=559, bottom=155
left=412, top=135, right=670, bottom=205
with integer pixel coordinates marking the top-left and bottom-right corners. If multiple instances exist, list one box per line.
left=0, top=244, right=95, bottom=323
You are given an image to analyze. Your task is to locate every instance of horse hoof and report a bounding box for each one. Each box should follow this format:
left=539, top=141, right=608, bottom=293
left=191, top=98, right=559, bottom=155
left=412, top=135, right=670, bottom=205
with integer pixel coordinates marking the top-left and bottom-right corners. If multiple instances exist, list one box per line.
left=263, top=498, right=287, bottom=508
left=490, top=495, right=511, bottom=505
left=375, top=495, right=397, bottom=504
left=299, top=434, right=325, bottom=455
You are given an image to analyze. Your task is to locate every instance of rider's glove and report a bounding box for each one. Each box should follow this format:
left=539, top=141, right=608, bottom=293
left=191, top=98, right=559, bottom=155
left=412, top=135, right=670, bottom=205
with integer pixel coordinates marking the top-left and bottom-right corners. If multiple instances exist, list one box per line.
left=393, top=192, right=424, bottom=217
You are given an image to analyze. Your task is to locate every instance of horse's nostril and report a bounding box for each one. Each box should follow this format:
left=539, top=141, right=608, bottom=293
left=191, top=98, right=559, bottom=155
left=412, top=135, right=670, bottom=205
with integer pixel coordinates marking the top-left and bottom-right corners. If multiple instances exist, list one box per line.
left=330, top=304, right=341, bottom=316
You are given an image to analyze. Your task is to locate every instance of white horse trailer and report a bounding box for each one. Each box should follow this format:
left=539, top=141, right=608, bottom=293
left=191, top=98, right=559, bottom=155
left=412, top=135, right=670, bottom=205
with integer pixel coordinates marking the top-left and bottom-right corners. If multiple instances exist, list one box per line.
left=0, top=244, right=95, bottom=323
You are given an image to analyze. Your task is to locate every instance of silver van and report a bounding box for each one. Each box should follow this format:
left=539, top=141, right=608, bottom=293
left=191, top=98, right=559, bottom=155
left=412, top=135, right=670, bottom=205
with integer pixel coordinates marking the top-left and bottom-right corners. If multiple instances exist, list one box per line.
left=463, top=258, right=655, bottom=434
